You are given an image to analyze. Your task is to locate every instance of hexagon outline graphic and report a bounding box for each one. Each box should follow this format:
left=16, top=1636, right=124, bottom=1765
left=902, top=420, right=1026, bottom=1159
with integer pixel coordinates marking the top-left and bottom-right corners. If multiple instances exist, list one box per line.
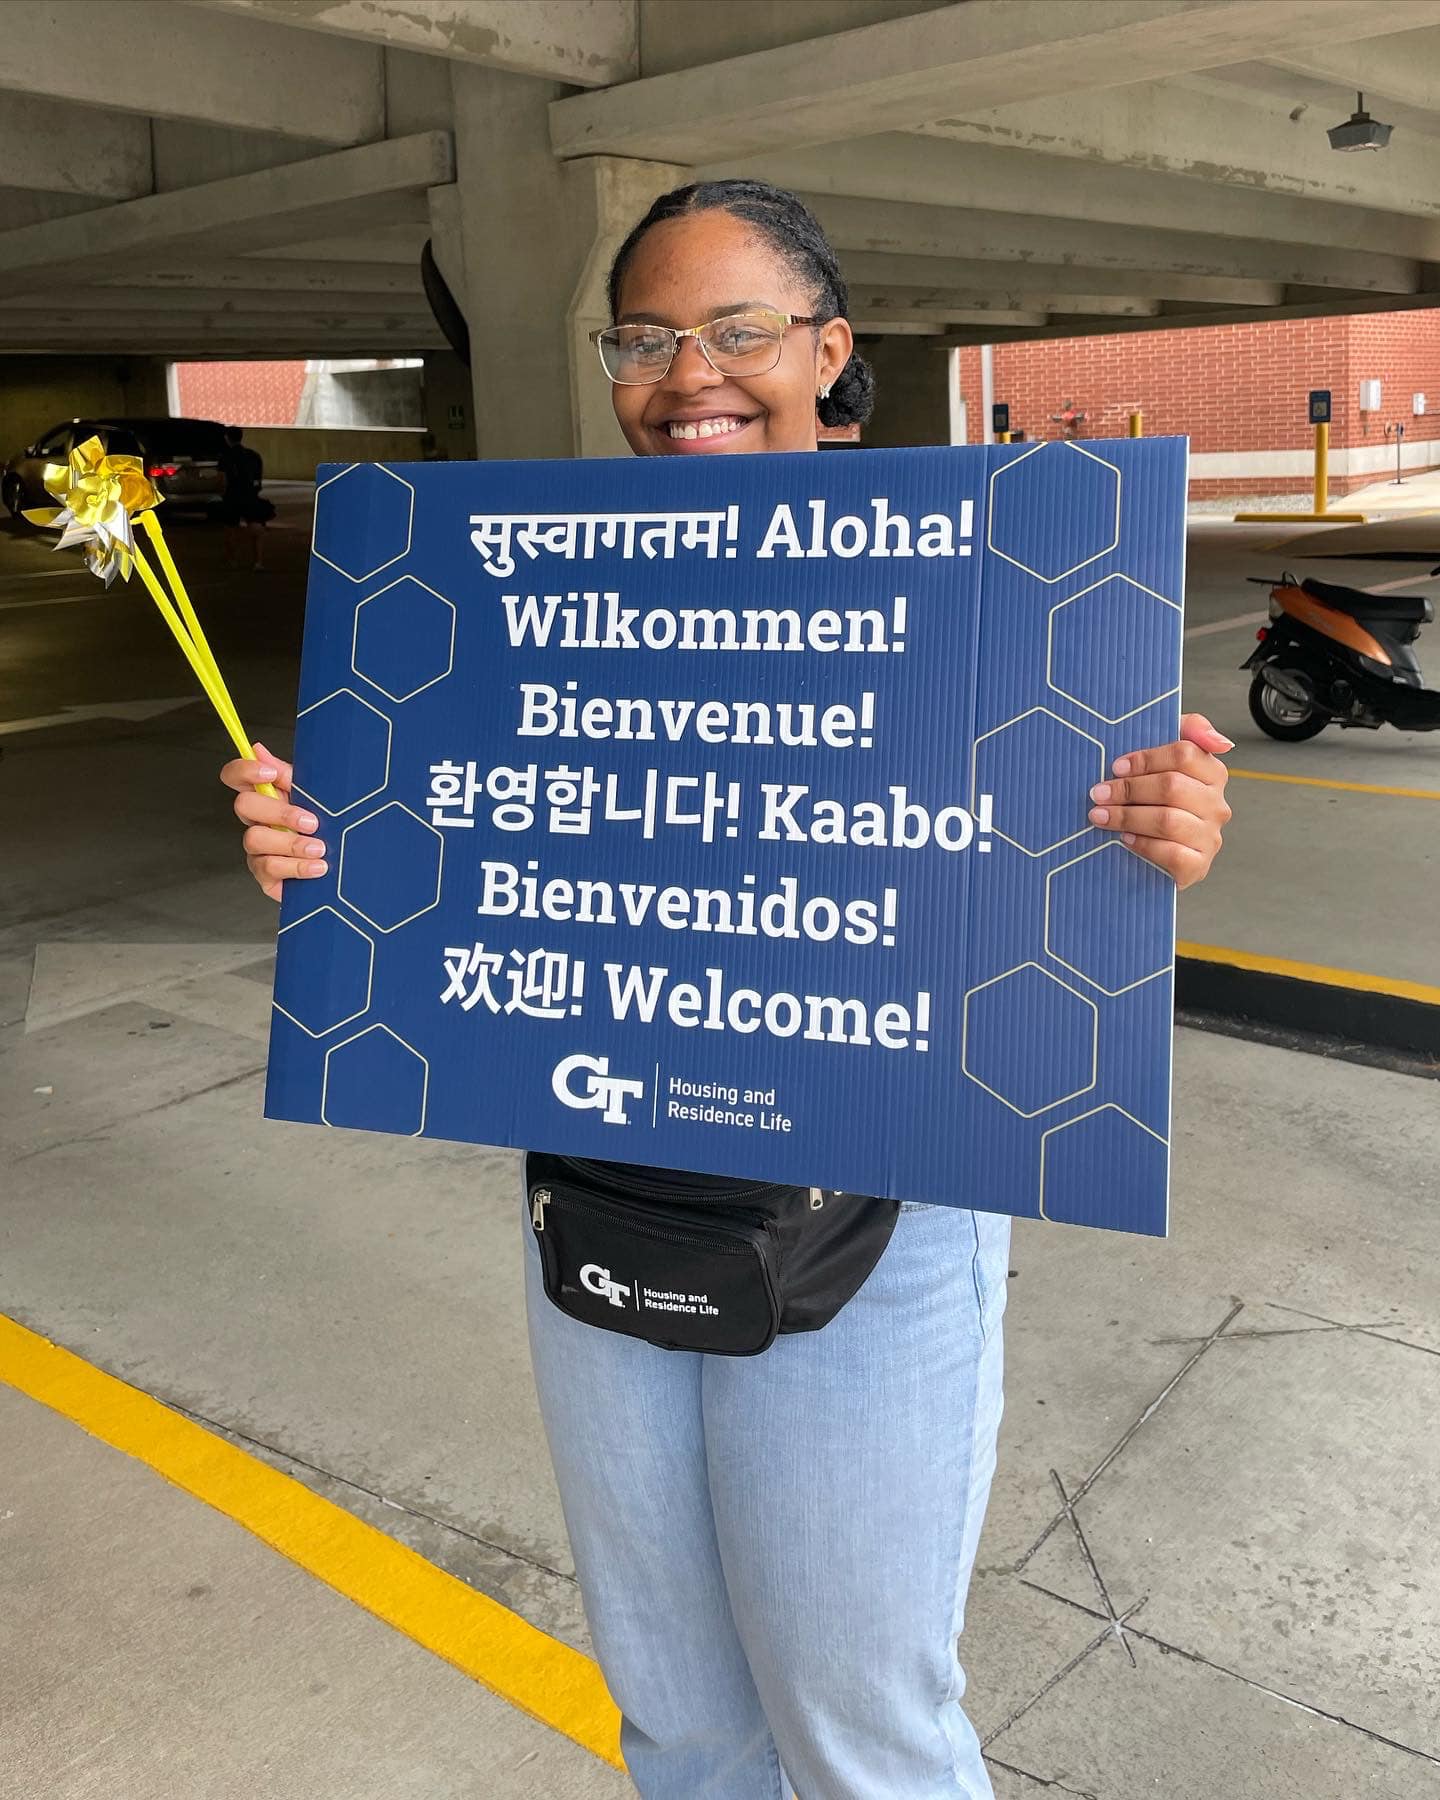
left=961, top=960, right=1098, bottom=1118
left=1046, top=573, right=1182, bottom=724
left=1044, top=842, right=1175, bottom=996
left=351, top=574, right=457, bottom=703
left=271, top=905, right=375, bottom=1039
left=290, top=687, right=393, bottom=818
left=337, top=800, right=445, bottom=934
left=970, top=706, right=1107, bottom=859
left=1038, top=1103, right=1169, bottom=1224
left=987, top=441, right=1121, bottom=585
left=321, top=1023, right=429, bottom=1137
left=312, top=463, right=415, bottom=585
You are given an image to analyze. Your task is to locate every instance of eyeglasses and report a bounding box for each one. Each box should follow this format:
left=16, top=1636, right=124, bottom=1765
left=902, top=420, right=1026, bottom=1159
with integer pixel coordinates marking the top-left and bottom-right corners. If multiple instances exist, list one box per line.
left=591, top=309, right=824, bottom=385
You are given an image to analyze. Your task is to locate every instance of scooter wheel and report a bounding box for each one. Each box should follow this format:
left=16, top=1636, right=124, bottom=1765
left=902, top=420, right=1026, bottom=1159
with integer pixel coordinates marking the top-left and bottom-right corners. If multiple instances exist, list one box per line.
left=1248, top=671, right=1328, bottom=741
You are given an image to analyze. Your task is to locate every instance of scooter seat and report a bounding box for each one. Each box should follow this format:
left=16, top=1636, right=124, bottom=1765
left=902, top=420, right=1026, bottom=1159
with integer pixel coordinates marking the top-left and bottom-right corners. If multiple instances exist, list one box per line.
left=1300, top=577, right=1434, bottom=625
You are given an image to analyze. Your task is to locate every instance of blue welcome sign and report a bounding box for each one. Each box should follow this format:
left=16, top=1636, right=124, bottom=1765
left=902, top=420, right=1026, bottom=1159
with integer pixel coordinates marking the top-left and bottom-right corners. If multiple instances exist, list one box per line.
left=266, top=439, right=1187, bottom=1235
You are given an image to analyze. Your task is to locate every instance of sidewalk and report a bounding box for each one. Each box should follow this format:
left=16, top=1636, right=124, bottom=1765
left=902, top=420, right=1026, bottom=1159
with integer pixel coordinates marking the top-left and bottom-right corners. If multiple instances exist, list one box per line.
left=1, top=1381, right=629, bottom=1800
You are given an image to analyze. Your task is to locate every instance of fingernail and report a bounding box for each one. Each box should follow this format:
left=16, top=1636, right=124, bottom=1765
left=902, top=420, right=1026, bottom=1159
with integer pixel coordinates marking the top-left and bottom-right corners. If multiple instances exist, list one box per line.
left=1122, top=832, right=1137, bottom=847
left=297, top=812, right=318, bottom=832
left=304, top=840, right=327, bottom=858
left=1112, top=757, right=1132, bottom=776
left=1213, top=735, right=1236, bottom=752
left=1089, top=806, right=1110, bottom=825
left=306, top=860, right=328, bottom=876
left=256, top=767, right=278, bottom=780
left=1090, top=782, right=1111, bottom=803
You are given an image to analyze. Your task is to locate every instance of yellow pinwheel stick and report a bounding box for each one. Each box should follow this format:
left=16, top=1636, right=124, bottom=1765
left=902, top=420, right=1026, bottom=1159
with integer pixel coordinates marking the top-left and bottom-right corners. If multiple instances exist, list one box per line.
left=26, top=436, right=278, bottom=800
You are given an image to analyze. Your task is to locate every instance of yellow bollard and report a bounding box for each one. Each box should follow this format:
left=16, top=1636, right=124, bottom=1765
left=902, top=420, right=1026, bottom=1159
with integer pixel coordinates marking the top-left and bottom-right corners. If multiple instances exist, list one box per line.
left=1128, top=410, right=1143, bottom=438
left=1313, top=420, right=1329, bottom=516
left=997, top=430, right=1012, bottom=444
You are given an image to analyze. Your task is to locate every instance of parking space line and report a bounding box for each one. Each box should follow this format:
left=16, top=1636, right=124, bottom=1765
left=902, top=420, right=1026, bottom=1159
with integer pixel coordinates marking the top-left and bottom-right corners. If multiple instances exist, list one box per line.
left=0, top=593, right=100, bottom=612
left=1183, top=611, right=1267, bottom=638
left=0, top=1312, right=624, bottom=1772
left=1177, top=940, right=1440, bottom=1007
left=1226, top=767, right=1440, bottom=801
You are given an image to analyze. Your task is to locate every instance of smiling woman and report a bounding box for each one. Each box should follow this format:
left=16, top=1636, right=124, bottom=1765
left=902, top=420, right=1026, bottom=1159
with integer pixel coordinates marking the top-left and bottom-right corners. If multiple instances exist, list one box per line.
left=601, top=179, right=875, bottom=459
left=222, top=176, right=1230, bottom=1800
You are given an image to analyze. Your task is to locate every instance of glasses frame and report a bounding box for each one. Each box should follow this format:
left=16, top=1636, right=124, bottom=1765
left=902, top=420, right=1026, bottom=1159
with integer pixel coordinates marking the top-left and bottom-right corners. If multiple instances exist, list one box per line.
left=590, top=308, right=827, bottom=386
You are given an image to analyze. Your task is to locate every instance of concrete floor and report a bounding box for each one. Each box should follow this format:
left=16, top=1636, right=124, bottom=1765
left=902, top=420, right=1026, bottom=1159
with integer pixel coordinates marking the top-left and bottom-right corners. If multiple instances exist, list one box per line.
left=1176, top=518, right=1440, bottom=987
left=3, top=494, right=1439, bottom=1797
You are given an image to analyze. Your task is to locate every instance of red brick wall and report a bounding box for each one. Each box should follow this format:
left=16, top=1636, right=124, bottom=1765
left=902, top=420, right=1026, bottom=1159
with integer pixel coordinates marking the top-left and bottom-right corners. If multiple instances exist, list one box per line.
left=173, top=361, right=308, bottom=427
left=957, top=310, right=1440, bottom=497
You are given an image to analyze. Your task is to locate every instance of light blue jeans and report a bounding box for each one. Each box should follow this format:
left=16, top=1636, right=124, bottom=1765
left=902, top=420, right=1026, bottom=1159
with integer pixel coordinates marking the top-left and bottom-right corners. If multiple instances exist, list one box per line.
left=523, top=1175, right=1011, bottom=1799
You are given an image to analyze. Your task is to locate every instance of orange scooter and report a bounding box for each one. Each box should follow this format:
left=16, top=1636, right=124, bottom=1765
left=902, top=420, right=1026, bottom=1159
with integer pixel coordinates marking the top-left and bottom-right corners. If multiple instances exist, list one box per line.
left=1242, top=571, right=1439, bottom=740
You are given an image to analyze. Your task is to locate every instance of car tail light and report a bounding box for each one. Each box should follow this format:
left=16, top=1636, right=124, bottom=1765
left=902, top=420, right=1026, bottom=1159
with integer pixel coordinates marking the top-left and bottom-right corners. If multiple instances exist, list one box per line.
left=148, top=463, right=179, bottom=477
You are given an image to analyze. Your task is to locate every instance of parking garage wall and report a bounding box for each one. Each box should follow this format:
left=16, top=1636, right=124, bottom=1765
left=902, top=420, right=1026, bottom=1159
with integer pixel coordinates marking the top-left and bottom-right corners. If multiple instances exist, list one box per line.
left=0, top=358, right=170, bottom=465
left=958, top=310, right=1440, bottom=496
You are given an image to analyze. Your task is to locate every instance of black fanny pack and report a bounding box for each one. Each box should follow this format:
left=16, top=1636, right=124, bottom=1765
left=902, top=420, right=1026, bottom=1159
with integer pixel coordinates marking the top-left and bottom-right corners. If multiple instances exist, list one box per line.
left=526, top=1153, right=900, bottom=1357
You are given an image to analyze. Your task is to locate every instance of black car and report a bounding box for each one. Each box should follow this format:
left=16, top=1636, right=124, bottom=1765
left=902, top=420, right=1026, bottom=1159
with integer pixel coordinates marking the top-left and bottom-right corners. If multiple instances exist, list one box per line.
left=3, top=416, right=229, bottom=519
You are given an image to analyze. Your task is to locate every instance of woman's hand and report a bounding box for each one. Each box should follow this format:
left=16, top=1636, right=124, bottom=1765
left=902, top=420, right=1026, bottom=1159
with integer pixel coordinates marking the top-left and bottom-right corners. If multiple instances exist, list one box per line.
left=1086, top=713, right=1233, bottom=889
left=220, top=741, right=328, bottom=902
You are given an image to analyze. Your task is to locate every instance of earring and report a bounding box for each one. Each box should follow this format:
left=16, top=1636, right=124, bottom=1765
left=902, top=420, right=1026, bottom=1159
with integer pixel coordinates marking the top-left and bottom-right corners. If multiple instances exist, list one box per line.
left=819, top=382, right=832, bottom=399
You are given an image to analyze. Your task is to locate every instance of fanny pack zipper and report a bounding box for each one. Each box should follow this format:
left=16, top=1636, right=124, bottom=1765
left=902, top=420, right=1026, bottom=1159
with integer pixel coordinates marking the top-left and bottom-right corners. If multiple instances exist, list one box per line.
left=531, top=1184, right=765, bottom=1253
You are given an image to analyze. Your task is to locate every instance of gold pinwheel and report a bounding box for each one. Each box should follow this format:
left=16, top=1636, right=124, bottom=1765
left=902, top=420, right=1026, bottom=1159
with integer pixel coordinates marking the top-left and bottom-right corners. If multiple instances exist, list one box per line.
left=24, top=434, right=161, bottom=584
left=24, top=433, right=276, bottom=797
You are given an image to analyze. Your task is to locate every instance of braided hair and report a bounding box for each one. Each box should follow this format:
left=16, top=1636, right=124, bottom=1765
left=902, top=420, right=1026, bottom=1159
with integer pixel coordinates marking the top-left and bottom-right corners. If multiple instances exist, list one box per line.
left=607, top=179, right=875, bottom=430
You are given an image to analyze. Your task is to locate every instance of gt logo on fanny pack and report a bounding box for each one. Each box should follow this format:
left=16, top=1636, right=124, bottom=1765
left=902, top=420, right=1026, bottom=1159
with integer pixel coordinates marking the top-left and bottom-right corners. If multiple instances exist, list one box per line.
left=551, top=1052, right=645, bottom=1125
left=580, top=1263, right=631, bottom=1307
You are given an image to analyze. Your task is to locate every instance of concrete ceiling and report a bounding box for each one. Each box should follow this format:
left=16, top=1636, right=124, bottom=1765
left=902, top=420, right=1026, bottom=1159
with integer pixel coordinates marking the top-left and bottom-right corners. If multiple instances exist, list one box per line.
left=1, top=0, right=1439, bottom=360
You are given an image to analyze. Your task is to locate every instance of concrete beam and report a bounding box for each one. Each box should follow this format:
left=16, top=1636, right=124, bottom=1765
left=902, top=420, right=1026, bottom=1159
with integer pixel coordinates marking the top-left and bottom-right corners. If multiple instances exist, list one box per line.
left=851, top=321, right=948, bottom=337
left=190, top=0, right=638, bottom=88
left=0, top=134, right=453, bottom=299
left=265, top=225, right=431, bottom=264
left=0, top=303, right=439, bottom=330
left=0, top=2, right=384, bottom=146
left=103, top=261, right=424, bottom=295
left=806, top=194, right=1422, bottom=295
left=1194, top=60, right=1440, bottom=146
left=549, top=0, right=1440, bottom=163
left=4, top=287, right=426, bottom=316
left=848, top=285, right=1161, bottom=319
left=922, top=77, right=1440, bottom=218
left=1278, top=29, right=1440, bottom=115
left=838, top=250, right=1286, bottom=308
left=854, top=305, right=1051, bottom=329
left=742, top=135, right=1440, bottom=262
left=0, top=97, right=152, bottom=202
left=931, top=288, right=1440, bottom=347
left=0, top=318, right=443, bottom=353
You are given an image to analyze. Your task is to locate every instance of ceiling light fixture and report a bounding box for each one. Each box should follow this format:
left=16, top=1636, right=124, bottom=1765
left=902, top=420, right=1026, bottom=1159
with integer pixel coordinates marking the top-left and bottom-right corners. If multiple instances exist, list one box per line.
left=1327, top=91, right=1392, bottom=152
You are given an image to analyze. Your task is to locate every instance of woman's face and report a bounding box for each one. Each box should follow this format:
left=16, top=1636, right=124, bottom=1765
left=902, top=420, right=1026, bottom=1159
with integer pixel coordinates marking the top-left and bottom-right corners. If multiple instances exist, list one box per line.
left=610, top=210, right=854, bottom=459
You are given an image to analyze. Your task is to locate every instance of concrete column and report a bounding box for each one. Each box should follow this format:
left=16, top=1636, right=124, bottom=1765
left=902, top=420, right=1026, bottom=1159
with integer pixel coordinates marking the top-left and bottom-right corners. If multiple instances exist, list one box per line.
left=449, top=65, right=583, bottom=460
left=422, top=349, right=476, bottom=458
left=861, top=337, right=951, bottom=448
left=562, top=154, right=689, bottom=458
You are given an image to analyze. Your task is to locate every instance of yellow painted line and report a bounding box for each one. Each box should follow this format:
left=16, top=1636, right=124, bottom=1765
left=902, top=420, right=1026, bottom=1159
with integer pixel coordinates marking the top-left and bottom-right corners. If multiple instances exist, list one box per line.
left=1178, top=939, right=1440, bottom=1008
left=0, top=1312, right=623, bottom=1771
left=1227, top=766, right=1440, bottom=802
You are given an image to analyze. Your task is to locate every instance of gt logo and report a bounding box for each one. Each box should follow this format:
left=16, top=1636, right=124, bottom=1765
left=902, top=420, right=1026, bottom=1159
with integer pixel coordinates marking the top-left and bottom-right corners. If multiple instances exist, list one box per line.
left=551, top=1053, right=645, bottom=1126
left=580, top=1263, right=631, bottom=1308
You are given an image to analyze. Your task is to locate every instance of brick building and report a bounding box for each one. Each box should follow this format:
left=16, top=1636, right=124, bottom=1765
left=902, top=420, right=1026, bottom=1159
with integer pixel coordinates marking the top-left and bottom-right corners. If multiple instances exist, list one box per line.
left=957, top=310, right=1440, bottom=499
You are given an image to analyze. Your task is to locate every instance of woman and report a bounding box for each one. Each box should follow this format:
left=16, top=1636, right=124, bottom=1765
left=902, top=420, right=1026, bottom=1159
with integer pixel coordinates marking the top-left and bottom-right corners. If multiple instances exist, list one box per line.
left=224, top=182, right=1231, bottom=1799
